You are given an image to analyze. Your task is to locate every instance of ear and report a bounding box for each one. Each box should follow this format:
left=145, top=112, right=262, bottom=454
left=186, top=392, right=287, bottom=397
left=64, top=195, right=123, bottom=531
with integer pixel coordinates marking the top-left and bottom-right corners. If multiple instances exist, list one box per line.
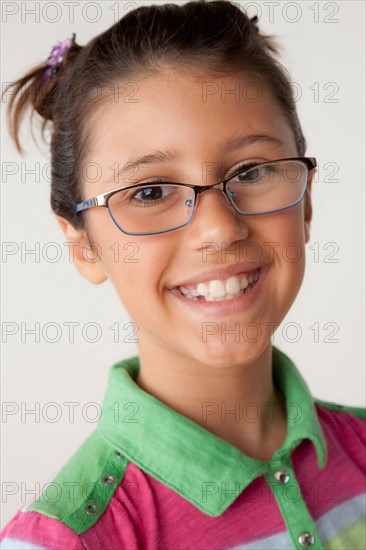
left=56, top=216, right=108, bottom=284
left=303, top=171, right=313, bottom=244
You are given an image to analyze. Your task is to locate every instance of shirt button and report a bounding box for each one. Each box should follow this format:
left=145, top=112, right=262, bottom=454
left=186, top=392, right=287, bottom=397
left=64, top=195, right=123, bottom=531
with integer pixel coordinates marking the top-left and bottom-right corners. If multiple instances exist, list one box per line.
left=298, top=532, right=315, bottom=547
left=274, top=470, right=290, bottom=484
left=85, top=503, right=98, bottom=516
left=102, top=474, right=116, bottom=486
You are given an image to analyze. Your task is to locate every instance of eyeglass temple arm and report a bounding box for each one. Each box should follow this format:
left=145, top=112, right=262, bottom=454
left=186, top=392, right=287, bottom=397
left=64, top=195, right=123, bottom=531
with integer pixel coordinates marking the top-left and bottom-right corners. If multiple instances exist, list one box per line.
left=72, top=196, right=109, bottom=214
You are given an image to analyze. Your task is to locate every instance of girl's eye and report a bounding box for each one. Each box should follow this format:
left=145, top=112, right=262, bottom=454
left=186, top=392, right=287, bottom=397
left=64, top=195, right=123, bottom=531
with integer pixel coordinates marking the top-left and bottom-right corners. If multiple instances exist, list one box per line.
left=230, top=163, right=274, bottom=184
left=129, top=183, right=178, bottom=206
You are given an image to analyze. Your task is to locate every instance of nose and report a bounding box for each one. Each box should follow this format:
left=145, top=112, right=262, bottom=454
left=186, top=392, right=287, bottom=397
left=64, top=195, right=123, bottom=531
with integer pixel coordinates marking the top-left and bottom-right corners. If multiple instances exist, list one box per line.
left=186, top=186, right=250, bottom=250
left=192, top=180, right=237, bottom=204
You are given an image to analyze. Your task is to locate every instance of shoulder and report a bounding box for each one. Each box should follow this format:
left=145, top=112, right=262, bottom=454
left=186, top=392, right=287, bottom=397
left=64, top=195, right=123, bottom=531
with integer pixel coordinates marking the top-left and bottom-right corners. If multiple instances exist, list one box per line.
left=1, top=429, right=130, bottom=548
left=314, top=398, right=366, bottom=420
left=314, top=397, right=366, bottom=451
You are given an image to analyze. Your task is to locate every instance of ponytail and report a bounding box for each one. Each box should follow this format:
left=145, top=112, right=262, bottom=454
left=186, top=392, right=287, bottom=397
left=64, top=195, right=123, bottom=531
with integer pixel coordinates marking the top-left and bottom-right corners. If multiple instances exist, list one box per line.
left=3, top=36, right=82, bottom=154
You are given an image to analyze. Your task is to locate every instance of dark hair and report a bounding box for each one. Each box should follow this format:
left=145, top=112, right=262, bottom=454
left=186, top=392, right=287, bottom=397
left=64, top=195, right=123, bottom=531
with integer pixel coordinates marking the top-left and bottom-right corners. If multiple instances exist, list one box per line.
left=4, top=0, right=306, bottom=231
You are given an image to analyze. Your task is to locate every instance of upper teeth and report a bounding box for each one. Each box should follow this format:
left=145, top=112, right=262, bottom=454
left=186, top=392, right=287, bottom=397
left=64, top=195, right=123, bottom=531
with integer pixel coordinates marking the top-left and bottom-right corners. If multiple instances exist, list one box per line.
left=178, top=270, right=260, bottom=301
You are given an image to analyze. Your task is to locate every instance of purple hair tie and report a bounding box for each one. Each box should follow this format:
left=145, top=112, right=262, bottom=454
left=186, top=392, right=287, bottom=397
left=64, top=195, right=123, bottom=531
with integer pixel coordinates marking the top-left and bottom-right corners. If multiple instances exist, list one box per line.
left=44, top=33, right=76, bottom=82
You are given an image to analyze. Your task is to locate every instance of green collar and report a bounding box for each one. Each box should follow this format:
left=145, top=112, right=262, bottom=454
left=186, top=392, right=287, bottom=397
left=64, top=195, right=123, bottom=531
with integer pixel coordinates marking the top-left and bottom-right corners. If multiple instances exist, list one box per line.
left=97, top=345, right=327, bottom=516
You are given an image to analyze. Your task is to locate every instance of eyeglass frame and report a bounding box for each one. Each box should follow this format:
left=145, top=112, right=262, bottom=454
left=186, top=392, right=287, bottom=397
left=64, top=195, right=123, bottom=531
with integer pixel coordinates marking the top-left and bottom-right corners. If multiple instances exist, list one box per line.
left=72, top=156, right=317, bottom=236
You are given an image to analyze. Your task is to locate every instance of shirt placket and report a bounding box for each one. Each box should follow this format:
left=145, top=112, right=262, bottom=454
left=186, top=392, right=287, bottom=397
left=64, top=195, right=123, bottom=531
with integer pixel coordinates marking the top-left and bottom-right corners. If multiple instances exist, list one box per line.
left=264, top=455, right=325, bottom=550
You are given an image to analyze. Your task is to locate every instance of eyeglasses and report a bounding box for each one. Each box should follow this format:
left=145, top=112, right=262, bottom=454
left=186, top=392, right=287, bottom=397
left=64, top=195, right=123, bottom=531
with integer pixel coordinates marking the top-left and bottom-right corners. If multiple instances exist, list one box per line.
left=72, top=157, right=316, bottom=236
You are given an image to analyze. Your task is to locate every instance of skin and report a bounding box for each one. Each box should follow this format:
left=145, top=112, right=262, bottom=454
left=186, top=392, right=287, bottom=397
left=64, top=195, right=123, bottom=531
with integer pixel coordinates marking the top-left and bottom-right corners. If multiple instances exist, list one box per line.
left=57, top=67, right=313, bottom=461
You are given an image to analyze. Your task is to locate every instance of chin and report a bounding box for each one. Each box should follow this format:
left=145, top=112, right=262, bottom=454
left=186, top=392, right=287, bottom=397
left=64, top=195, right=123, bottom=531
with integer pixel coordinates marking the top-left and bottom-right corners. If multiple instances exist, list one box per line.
left=194, top=338, right=269, bottom=369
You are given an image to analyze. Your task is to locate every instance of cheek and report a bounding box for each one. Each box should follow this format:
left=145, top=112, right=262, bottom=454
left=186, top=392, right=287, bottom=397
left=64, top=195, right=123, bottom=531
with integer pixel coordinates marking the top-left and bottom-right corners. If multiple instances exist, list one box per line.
left=101, top=237, right=171, bottom=310
left=264, top=205, right=306, bottom=262
left=266, top=208, right=307, bottom=307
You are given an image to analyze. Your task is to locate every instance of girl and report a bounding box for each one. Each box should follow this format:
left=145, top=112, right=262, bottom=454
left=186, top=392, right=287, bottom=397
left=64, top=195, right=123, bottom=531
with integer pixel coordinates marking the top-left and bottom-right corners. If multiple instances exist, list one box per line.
left=1, top=1, right=365, bottom=549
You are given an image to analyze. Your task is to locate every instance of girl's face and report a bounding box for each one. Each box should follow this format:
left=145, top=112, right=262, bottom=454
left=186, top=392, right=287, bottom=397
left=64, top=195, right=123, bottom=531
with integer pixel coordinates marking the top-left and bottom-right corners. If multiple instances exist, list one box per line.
left=66, top=68, right=313, bottom=369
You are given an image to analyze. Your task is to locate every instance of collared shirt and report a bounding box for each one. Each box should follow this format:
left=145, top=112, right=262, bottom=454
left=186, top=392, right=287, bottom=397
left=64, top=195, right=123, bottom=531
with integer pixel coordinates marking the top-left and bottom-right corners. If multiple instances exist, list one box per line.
left=1, top=346, right=365, bottom=550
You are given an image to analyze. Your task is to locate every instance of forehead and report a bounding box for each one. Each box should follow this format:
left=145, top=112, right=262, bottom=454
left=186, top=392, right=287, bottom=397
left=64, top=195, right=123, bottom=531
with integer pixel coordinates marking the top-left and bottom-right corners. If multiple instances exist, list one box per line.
left=84, top=69, right=297, bottom=182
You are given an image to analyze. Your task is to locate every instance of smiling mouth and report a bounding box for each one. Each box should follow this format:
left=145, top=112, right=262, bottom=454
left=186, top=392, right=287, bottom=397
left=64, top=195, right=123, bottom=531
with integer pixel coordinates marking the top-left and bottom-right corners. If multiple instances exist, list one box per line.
left=174, top=267, right=262, bottom=302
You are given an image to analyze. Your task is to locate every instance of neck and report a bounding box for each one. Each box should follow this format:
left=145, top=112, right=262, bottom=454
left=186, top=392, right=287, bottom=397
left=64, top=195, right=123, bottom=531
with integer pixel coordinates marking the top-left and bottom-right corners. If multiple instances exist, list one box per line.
left=135, top=342, right=288, bottom=462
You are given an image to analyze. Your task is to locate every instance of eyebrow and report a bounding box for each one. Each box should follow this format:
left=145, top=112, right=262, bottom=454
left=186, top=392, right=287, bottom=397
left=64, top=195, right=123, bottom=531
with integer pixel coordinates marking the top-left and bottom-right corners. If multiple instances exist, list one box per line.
left=108, top=133, right=284, bottom=183
left=122, top=149, right=180, bottom=174
left=221, top=133, right=283, bottom=152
